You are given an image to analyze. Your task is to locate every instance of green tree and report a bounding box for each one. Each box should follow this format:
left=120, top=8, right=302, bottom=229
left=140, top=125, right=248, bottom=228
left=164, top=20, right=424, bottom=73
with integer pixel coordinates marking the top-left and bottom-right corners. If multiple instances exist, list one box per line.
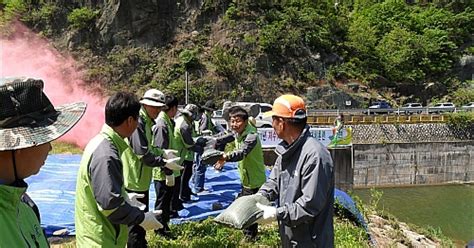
left=376, top=27, right=424, bottom=83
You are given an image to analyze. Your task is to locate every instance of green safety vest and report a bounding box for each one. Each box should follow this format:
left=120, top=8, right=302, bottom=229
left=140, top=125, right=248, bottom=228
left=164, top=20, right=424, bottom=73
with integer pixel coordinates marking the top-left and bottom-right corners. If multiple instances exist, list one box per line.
left=153, top=112, right=180, bottom=180
left=123, top=108, right=160, bottom=191
left=75, top=124, right=130, bottom=247
left=235, top=123, right=267, bottom=189
left=175, top=115, right=197, bottom=164
left=0, top=184, right=49, bottom=247
left=206, top=112, right=215, bottom=133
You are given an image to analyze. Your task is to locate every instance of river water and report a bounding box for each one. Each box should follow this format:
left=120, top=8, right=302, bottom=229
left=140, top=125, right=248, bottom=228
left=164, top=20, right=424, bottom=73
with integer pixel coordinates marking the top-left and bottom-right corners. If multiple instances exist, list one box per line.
left=353, top=184, right=474, bottom=245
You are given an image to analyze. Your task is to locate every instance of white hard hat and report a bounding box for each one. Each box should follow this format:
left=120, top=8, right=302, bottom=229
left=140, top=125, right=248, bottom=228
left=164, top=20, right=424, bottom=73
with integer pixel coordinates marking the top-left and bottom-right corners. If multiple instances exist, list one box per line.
left=139, top=89, right=165, bottom=107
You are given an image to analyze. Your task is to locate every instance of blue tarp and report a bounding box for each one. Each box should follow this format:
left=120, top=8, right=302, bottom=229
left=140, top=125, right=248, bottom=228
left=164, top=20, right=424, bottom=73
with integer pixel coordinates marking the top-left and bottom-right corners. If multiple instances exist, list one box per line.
left=25, top=155, right=250, bottom=236
left=25, top=155, right=367, bottom=237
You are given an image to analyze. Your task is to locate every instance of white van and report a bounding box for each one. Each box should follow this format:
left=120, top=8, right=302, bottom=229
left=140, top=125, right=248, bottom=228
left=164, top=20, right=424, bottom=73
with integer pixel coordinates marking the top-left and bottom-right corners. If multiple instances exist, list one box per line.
left=213, top=101, right=273, bottom=128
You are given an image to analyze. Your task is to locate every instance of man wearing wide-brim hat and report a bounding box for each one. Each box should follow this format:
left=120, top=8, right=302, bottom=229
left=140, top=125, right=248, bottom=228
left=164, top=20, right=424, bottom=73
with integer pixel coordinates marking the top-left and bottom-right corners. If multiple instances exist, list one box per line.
left=0, top=77, right=86, bottom=247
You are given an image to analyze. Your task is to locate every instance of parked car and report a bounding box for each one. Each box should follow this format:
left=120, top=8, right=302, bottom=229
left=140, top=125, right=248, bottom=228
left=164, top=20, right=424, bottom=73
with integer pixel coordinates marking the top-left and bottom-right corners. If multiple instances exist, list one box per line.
left=396, top=103, right=423, bottom=115
left=213, top=101, right=273, bottom=128
left=365, top=101, right=392, bottom=114
left=461, top=102, right=474, bottom=112
left=213, top=110, right=223, bottom=118
left=428, top=102, right=456, bottom=114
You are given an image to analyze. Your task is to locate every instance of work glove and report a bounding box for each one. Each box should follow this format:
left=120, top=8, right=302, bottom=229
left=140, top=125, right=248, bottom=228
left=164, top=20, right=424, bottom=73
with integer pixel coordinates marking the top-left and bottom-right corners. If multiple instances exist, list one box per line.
left=165, top=175, right=175, bottom=187
left=139, top=210, right=163, bottom=230
left=163, top=149, right=178, bottom=159
left=202, top=130, right=212, bottom=136
left=256, top=203, right=277, bottom=224
left=124, top=193, right=146, bottom=211
left=164, top=157, right=183, bottom=171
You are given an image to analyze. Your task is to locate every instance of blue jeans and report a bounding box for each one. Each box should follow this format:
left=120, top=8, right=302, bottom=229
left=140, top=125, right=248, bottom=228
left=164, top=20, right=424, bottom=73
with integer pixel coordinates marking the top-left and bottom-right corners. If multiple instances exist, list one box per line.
left=192, top=153, right=207, bottom=192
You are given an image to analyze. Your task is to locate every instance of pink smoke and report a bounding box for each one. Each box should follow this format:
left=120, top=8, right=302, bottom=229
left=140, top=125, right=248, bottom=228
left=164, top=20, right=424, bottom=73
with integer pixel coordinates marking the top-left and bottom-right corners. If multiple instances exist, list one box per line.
left=0, top=22, right=105, bottom=149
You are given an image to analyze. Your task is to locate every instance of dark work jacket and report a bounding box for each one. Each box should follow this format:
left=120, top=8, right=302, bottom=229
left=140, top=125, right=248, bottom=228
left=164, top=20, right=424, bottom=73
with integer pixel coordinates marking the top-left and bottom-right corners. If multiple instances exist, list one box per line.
left=259, top=126, right=335, bottom=248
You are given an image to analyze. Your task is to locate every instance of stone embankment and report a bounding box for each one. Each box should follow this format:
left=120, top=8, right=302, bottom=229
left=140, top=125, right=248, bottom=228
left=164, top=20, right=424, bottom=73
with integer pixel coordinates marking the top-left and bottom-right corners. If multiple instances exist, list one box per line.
left=368, top=214, right=442, bottom=247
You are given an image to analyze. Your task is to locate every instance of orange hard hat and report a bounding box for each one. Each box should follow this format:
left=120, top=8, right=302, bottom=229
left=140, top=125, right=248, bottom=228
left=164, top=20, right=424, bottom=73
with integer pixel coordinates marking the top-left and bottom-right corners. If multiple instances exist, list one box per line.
left=264, top=94, right=307, bottom=119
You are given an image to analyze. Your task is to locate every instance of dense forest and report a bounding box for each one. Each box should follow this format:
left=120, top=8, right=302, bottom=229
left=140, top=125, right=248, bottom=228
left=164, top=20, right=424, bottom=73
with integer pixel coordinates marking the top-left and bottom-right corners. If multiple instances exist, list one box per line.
left=1, top=0, right=473, bottom=108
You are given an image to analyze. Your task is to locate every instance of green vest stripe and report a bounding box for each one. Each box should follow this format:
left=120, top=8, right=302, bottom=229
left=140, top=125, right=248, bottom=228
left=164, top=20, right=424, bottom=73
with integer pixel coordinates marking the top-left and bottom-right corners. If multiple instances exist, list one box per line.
left=235, top=123, right=267, bottom=189
left=175, top=115, right=197, bottom=163
left=75, top=124, right=129, bottom=247
left=153, top=112, right=180, bottom=180
left=123, top=108, right=159, bottom=191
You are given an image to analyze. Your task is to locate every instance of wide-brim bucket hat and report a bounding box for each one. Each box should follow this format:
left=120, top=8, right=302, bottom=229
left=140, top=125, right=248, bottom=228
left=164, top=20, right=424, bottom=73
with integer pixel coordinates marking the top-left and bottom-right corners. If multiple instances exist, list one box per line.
left=139, top=89, right=166, bottom=107
left=0, top=77, right=86, bottom=151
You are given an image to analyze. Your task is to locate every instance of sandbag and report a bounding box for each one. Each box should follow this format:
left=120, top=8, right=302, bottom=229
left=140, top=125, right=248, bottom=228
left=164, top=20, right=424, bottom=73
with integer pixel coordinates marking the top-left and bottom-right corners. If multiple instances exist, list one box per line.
left=201, top=149, right=224, bottom=165
left=214, top=194, right=270, bottom=229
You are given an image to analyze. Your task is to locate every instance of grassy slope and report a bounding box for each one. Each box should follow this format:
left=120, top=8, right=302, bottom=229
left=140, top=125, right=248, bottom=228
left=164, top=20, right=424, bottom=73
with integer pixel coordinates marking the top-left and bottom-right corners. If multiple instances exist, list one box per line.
left=51, top=141, right=83, bottom=154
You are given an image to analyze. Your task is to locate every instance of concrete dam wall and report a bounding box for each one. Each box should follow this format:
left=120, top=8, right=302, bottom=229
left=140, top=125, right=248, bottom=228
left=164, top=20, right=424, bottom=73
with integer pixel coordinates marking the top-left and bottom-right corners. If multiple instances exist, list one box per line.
left=351, top=123, right=474, bottom=187
left=353, top=141, right=474, bottom=186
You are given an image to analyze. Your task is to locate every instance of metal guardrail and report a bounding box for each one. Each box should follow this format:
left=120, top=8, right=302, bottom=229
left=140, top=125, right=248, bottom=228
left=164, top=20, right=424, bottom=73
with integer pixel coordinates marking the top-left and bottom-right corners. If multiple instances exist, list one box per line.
left=213, top=114, right=447, bottom=126
left=308, top=107, right=460, bottom=116
left=307, top=114, right=446, bottom=125
left=212, top=108, right=459, bottom=126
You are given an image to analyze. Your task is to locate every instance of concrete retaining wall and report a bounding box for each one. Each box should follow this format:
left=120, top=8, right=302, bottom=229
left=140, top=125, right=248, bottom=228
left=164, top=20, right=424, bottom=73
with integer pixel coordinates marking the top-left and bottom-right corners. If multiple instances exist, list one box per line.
left=353, top=141, right=474, bottom=186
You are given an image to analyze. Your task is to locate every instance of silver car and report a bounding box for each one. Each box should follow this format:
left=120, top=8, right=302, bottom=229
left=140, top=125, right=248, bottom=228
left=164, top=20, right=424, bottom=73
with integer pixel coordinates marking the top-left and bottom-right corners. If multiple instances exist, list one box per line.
left=398, top=103, right=423, bottom=115
left=461, top=102, right=474, bottom=112
left=428, top=102, right=456, bottom=114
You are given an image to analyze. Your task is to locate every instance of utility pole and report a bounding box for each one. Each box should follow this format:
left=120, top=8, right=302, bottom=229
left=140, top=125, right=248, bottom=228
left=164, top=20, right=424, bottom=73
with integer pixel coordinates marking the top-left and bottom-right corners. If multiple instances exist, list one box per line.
left=185, top=70, right=189, bottom=104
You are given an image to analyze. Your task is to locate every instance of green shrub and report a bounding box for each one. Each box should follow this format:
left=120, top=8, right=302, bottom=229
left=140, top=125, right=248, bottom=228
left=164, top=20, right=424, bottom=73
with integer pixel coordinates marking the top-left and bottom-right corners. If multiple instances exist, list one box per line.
left=67, top=7, right=98, bottom=30
left=446, top=111, right=474, bottom=130
left=179, top=48, right=200, bottom=69
left=223, top=4, right=238, bottom=21
left=0, top=0, right=27, bottom=31
left=243, top=33, right=257, bottom=45
left=26, top=3, right=60, bottom=36
left=334, top=217, right=370, bottom=248
left=28, top=3, right=59, bottom=23
left=451, top=86, right=474, bottom=106
left=210, top=46, right=239, bottom=77
left=1, top=0, right=27, bottom=18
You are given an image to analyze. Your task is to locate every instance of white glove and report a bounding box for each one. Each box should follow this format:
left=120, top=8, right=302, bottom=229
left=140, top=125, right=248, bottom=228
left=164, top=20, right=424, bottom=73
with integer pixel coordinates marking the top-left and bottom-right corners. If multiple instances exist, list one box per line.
left=202, top=130, right=212, bottom=135
left=124, top=193, right=146, bottom=211
left=164, top=157, right=184, bottom=171
left=163, top=149, right=178, bottom=159
left=165, top=175, right=175, bottom=187
left=139, top=210, right=163, bottom=230
left=256, top=203, right=277, bottom=224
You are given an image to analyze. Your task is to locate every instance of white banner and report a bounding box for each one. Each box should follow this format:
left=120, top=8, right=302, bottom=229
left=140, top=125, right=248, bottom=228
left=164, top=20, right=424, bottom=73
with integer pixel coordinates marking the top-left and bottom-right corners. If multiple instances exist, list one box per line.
left=258, top=127, right=352, bottom=148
